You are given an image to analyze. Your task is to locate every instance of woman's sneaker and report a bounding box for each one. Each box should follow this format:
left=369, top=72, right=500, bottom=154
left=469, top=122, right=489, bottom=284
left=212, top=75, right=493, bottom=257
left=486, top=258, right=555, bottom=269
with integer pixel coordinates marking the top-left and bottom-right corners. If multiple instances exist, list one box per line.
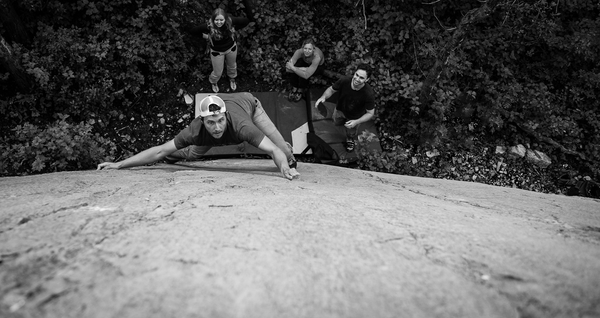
left=229, top=79, right=237, bottom=91
left=345, top=138, right=356, bottom=152
left=288, top=87, right=298, bottom=102
left=293, top=88, right=305, bottom=102
left=292, top=92, right=302, bottom=102
left=211, top=83, right=219, bottom=93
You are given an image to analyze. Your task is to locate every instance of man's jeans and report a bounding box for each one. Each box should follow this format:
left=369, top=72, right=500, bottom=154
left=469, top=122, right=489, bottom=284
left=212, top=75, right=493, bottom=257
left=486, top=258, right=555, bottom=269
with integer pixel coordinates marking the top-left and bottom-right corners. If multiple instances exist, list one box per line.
left=332, top=109, right=358, bottom=139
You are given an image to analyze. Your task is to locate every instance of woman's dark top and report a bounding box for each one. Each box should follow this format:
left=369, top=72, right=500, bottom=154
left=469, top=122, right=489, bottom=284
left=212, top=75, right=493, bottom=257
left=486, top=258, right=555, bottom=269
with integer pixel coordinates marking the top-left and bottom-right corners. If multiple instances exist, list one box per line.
left=187, top=17, right=250, bottom=52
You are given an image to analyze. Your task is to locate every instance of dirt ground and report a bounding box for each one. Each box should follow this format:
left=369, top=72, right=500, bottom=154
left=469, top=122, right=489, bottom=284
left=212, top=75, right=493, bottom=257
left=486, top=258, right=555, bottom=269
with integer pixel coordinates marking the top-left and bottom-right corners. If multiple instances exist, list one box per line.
left=1, top=159, right=599, bottom=318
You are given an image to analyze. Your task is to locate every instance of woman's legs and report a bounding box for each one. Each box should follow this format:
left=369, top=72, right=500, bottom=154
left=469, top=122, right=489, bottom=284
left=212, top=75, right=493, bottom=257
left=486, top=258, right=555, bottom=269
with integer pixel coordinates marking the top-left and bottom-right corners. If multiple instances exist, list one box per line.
left=292, top=59, right=311, bottom=89
left=224, top=46, right=238, bottom=80
left=288, top=74, right=301, bottom=102
left=209, top=52, right=225, bottom=84
left=225, top=48, right=237, bottom=91
left=313, top=63, right=325, bottom=78
left=289, top=74, right=300, bottom=88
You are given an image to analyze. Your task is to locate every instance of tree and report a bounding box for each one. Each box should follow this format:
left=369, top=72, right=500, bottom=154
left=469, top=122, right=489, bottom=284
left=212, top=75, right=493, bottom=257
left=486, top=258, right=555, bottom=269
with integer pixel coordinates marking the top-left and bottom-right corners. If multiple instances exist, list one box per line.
left=419, top=0, right=502, bottom=105
left=0, top=0, right=32, bottom=91
left=0, top=0, right=599, bottom=184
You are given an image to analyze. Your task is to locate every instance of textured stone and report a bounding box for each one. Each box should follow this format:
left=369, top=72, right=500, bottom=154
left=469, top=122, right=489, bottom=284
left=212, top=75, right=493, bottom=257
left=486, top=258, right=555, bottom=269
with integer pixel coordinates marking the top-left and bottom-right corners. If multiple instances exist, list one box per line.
left=508, top=144, right=527, bottom=158
left=526, top=149, right=552, bottom=168
left=1, top=159, right=599, bottom=318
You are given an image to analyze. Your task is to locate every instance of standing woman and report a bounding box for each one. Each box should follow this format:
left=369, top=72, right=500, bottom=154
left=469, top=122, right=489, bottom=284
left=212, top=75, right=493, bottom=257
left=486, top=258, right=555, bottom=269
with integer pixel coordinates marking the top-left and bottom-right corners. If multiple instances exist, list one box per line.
left=204, top=8, right=239, bottom=93
left=285, top=38, right=325, bottom=102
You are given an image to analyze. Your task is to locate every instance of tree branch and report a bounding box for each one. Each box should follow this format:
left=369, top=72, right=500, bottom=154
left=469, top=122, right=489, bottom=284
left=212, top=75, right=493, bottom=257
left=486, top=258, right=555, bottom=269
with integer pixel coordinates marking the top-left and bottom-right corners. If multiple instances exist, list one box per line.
left=0, top=0, right=31, bottom=46
left=511, top=121, right=587, bottom=161
left=419, top=0, right=503, bottom=104
left=0, top=34, right=31, bottom=91
left=355, top=0, right=368, bottom=30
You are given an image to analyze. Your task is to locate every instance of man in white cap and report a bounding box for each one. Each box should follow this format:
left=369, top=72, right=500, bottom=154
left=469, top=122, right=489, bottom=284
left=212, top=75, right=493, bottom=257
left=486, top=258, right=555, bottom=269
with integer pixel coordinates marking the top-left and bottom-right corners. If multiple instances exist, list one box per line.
left=97, top=93, right=300, bottom=180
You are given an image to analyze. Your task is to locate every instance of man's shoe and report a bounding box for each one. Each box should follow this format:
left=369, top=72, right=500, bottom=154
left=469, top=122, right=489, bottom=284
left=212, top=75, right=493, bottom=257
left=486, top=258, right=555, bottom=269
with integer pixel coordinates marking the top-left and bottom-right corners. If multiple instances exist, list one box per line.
left=211, top=83, right=219, bottom=93
left=345, top=138, right=356, bottom=152
left=229, top=79, right=237, bottom=91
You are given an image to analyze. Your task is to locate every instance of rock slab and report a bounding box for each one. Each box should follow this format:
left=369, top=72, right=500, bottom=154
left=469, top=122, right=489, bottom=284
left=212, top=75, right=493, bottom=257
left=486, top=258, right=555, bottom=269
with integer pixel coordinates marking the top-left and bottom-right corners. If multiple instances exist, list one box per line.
left=1, top=159, right=599, bottom=318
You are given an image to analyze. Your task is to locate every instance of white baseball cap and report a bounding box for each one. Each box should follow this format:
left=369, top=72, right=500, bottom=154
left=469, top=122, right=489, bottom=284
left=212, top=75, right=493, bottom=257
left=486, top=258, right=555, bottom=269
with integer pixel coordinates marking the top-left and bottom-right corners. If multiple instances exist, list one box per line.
left=199, top=95, right=227, bottom=117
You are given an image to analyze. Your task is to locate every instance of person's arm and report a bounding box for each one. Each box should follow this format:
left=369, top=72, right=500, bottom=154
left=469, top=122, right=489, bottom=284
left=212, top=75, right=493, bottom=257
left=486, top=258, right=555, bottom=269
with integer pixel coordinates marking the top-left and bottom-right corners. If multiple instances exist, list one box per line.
left=231, top=17, right=250, bottom=29
left=187, top=25, right=210, bottom=36
left=186, top=24, right=211, bottom=43
left=97, top=140, right=178, bottom=170
left=290, top=49, right=302, bottom=65
left=285, top=49, right=303, bottom=73
left=256, top=136, right=300, bottom=180
left=289, top=55, right=321, bottom=79
left=315, top=86, right=337, bottom=107
left=345, top=109, right=375, bottom=129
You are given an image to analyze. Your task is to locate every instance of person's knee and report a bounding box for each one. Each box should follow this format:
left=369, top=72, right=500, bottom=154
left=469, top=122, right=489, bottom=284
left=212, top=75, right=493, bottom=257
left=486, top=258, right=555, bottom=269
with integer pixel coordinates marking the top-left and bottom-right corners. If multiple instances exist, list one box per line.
left=211, top=62, right=224, bottom=76
left=211, top=69, right=223, bottom=81
left=333, top=115, right=346, bottom=126
left=213, top=66, right=223, bottom=74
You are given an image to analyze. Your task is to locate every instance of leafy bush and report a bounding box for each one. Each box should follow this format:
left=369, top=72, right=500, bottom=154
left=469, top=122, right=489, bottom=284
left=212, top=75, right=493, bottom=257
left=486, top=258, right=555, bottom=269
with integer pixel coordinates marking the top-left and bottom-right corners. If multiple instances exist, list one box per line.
left=558, top=174, right=600, bottom=198
left=356, top=131, right=410, bottom=174
left=0, top=115, right=116, bottom=176
left=2, top=0, right=193, bottom=134
left=356, top=132, right=563, bottom=195
left=1, top=0, right=599, bottom=198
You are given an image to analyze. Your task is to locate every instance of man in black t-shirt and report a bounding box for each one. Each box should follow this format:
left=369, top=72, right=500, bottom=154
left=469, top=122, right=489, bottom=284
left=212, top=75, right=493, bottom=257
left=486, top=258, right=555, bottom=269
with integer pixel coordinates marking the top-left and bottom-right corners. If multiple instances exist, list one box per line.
left=315, top=63, right=375, bottom=152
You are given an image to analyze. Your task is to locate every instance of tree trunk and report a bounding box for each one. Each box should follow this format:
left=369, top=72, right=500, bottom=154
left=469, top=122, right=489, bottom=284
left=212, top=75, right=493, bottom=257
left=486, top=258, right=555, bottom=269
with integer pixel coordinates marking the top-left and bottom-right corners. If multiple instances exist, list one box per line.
left=242, top=0, right=255, bottom=21
left=0, top=35, right=31, bottom=91
left=419, top=0, right=502, bottom=104
left=0, top=0, right=32, bottom=91
left=0, top=0, right=31, bottom=46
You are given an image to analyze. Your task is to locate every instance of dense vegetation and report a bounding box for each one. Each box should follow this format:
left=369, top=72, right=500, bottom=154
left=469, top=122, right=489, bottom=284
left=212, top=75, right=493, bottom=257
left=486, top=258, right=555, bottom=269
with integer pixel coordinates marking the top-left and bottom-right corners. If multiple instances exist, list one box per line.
left=1, top=0, right=599, bottom=197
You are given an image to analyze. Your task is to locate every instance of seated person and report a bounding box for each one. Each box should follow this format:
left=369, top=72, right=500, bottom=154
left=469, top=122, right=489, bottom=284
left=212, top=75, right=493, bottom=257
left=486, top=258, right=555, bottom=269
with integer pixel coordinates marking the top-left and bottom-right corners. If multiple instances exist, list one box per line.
left=285, top=38, right=325, bottom=102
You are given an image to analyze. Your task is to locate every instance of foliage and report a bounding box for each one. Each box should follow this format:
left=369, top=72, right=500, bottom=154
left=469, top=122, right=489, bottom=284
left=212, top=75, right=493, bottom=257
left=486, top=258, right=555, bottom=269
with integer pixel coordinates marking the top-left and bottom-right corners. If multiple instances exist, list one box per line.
left=1, top=0, right=194, bottom=141
left=558, top=173, right=600, bottom=198
left=444, top=0, right=600, bottom=173
left=0, top=114, right=116, bottom=176
left=356, top=132, right=563, bottom=195
left=0, top=0, right=599, bottom=198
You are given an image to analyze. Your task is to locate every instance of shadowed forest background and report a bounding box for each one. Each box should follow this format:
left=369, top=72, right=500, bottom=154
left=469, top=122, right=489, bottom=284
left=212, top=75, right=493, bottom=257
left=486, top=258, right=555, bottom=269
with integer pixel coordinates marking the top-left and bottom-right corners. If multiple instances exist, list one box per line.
left=1, top=0, right=599, bottom=197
